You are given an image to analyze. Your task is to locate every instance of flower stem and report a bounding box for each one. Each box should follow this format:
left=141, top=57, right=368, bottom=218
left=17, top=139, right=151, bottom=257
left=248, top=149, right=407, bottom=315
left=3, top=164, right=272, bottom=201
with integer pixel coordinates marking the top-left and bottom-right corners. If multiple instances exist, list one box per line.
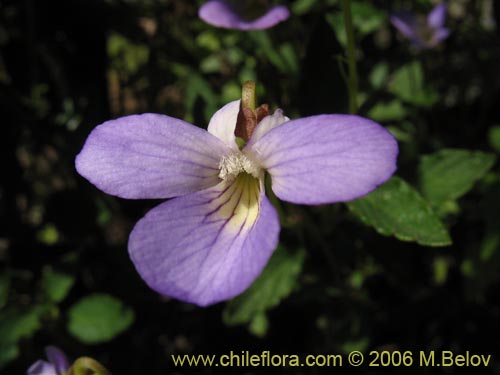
left=341, top=0, right=359, bottom=114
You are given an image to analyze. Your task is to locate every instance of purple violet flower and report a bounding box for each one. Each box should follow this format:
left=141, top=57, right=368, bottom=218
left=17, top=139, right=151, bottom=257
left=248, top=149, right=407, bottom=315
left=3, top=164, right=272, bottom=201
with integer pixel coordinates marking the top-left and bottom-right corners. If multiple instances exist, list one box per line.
left=199, top=0, right=289, bottom=30
left=76, top=98, right=398, bottom=306
left=391, top=3, right=449, bottom=50
left=27, top=346, right=70, bottom=375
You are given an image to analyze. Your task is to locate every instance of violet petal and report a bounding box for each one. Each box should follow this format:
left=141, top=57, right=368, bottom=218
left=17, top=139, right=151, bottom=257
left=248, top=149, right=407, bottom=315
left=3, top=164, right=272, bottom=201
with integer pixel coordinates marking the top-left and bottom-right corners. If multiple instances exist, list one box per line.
left=27, top=360, right=57, bottom=375
left=199, top=0, right=289, bottom=30
left=427, top=3, right=447, bottom=29
left=45, top=346, right=70, bottom=374
left=247, top=115, right=398, bottom=205
left=390, top=12, right=419, bottom=41
left=76, top=114, right=231, bottom=199
left=128, top=177, right=280, bottom=306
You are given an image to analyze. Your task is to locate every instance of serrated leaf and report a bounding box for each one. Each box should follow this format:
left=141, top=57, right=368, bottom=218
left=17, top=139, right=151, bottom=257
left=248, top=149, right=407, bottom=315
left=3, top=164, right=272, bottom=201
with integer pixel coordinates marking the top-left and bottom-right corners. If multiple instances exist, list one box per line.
left=0, top=307, right=44, bottom=368
left=348, top=177, right=451, bottom=246
left=42, top=267, right=75, bottom=303
left=419, top=149, right=496, bottom=206
left=67, top=293, right=134, bottom=344
left=223, top=247, right=305, bottom=330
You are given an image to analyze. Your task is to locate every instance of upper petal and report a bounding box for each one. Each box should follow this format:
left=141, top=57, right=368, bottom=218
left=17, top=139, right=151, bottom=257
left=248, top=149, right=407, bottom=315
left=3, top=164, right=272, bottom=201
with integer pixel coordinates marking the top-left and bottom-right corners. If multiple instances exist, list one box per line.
left=207, top=100, right=240, bottom=150
left=427, top=3, right=447, bottom=29
left=246, top=115, right=398, bottom=205
left=199, top=1, right=289, bottom=30
left=45, top=346, right=69, bottom=374
left=27, top=360, right=57, bottom=375
left=128, top=174, right=280, bottom=306
left=76, top=114, right=232, bottom=199
left=245, top=108, right=289, bottom=147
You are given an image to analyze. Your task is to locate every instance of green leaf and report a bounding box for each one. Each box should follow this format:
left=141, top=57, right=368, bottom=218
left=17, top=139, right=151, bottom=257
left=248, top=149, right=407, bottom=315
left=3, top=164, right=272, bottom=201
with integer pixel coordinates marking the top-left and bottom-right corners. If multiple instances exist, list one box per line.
left=369, top=63, right=389, bottom=90
left=389, top=61, right=439, bottom=107
left=488, top=125, right=500, bottom=152
left=36, top=223, right=59, bottom=245
left=223, top=247, right=305, bottom=332
left=419, top=149, right=496, bottom=206
left=368, top=100, right=407, bottom=122
left=42, top=267, right=75, bottom=303
left=67, top=293, right=135, bottom=344
left=348, top=177, right=452, bottom=246
left=0, top=307, right=44, bottom=368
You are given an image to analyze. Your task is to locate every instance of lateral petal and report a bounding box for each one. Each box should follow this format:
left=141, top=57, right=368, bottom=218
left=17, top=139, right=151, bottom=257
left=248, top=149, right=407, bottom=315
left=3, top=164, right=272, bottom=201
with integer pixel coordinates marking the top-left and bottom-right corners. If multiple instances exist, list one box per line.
left=247, top=115, right=398, bottom=205
left=128, top=175, right=280, bottom=306
left=76, top=114, right=231, bottom=199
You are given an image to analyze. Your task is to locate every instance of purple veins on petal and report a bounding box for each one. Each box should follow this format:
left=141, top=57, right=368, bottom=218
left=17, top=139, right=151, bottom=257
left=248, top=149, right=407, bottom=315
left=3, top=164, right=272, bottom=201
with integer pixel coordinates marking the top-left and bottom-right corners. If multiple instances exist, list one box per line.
left=245, top=114, right=398, bottom=205
left=199, top=0, right=290, bottom=30
left=128, top=173, right=280, bottom=307
left=75, top=113, right=232, bottom=200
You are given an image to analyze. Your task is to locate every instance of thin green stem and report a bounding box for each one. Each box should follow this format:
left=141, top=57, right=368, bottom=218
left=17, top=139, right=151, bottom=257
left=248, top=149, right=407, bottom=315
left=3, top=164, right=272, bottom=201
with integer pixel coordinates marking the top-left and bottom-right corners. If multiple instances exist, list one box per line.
left=341, top=0, right=359, bottom=114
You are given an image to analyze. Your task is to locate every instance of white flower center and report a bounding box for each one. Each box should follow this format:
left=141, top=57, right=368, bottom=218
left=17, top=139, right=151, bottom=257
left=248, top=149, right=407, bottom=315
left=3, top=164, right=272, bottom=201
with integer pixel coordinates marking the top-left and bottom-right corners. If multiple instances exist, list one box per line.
left=218, top=152, right=261, bottom=182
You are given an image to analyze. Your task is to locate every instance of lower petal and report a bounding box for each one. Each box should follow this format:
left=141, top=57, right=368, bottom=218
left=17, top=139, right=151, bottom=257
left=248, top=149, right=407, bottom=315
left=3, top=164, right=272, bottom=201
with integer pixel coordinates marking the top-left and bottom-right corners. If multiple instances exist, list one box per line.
left=128, top=174, right=280, bottom=307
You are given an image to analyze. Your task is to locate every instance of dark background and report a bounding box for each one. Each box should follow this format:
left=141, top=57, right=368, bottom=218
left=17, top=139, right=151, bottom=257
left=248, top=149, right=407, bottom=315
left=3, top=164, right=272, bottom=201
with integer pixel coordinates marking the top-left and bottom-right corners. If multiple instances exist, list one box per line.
left=1, top=0, right=500, bottom=374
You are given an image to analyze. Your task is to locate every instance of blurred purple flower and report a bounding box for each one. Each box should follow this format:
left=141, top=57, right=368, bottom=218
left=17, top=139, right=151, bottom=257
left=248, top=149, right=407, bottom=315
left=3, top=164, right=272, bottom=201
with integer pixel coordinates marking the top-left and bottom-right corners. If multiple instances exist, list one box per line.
left=391, top=3, right=449, bottom=49
left=199, top=0, right=289, bottom=30
left=76, top=101, right=398, bottom=306
left=27, top=346, right=69, bottom=375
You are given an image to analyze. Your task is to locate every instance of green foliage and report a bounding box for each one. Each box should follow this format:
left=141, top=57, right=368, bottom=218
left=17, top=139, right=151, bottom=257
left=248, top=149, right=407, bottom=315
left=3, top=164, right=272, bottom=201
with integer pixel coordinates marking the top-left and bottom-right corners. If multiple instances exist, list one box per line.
left=41, top=267, right=75, bottom=303
left=348, top=177, right=452, bottom=246
left=368, top=100, right=407, bottom=122
left=389, top=61, right=439, bottom=107
left=223, top=247, right=305, bottom=336
left=488, top=125, right=500, bottom=152
left=326, top=1, right=386, bottom=46
left=36, top=223, right=60, bottom=245
left=67, top=294, right=135, bottom=344
left=419, top=149, right=496, bottom=207
left=107, top=32, right=149, bottom=77
left=0, top=307, right=44, bottom=368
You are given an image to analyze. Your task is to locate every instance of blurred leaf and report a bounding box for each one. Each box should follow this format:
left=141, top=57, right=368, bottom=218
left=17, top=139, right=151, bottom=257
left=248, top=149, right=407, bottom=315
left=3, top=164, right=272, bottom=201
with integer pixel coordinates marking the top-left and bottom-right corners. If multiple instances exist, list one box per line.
left=389, top=61, right=439, bottom=107
left=107, top=32, right=149, bottom=77
left=223, top=247, right=305, bottom=333
left=42, top=267, right=74, bottom=303
left=0, top=274, right=9, bottom=310
left=369, top=63, right=389, bottom=89
left=184, top=72, right=217, bottom=123
left=0, top=307, right=44, bottom=368
left=196, top=31, right=220, bottom=52
left=249, top=32, right=298, bottom=74
left=368, top=100, right=407, bottom=122
left=248, top=313, right=269, bottom=338
left=419, top=149, right=496, bottom=206
left=488, top=125, right=500, bottom=152
left=292, top=0, right=317, bottom=15
left=433, top=256, right=449, bottom=285
left=36, top=223, right=60, bottom=246
left=326, top=2, right=386, bottom=46
left=348, top=177, right=452, bottom=246
left=67, top=293, right=135, bottom=344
